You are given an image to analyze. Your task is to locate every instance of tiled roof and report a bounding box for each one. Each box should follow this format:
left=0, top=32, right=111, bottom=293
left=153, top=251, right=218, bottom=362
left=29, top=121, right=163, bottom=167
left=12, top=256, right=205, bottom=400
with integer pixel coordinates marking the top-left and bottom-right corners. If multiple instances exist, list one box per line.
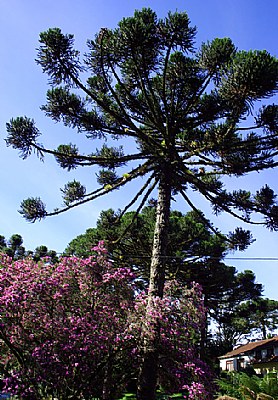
left=219, top=336, right=278, bottom=359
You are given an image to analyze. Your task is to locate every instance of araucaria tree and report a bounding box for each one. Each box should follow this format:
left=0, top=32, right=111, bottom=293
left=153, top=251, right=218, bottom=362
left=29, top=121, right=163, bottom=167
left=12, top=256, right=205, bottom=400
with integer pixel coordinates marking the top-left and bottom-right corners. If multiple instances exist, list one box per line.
left=5, top=8, right=278, bottom=399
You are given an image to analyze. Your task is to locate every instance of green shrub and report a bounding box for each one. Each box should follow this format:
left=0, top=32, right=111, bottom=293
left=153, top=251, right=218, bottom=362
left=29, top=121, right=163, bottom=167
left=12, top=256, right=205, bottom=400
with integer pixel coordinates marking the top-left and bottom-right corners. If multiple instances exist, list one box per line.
left=117, top=390, right=184, bottom=399
left=216, top=372, right=278, bottom=400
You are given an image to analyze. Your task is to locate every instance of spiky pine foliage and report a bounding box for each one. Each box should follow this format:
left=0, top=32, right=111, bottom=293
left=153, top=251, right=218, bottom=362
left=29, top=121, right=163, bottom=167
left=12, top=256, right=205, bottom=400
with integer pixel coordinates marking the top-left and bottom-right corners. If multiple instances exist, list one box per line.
left=5, top=10, right=278, bottom=240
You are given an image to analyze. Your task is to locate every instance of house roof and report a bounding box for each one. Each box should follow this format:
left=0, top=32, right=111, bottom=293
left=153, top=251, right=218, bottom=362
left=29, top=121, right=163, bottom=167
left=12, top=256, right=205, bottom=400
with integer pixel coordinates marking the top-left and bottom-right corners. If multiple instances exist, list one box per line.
left=219, top=336, right=278, bottom=359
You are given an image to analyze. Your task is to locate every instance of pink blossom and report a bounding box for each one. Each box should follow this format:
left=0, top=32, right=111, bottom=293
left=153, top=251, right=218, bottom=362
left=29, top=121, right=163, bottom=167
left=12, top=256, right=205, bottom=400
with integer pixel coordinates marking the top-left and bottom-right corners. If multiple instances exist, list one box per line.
left=0, top=245, right=214, bottom=399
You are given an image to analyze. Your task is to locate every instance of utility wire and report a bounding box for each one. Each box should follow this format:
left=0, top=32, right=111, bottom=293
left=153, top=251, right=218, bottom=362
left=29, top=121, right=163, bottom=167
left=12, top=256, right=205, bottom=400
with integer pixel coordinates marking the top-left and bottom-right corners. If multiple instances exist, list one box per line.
left=225, top=257, right=278, bottom=261
left=57, top=251, right=278, bottom=261
left=112, top=254, right=278, bottom=261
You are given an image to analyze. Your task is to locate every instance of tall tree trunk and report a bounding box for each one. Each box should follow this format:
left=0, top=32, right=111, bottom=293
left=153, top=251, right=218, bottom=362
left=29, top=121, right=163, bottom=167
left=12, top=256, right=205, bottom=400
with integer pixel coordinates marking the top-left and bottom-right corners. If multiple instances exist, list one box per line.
left=137, top=173, right=172, bottom=400
left=199, top=295, right=209, bottom=361
left=261, top=320, right=267, bottom=340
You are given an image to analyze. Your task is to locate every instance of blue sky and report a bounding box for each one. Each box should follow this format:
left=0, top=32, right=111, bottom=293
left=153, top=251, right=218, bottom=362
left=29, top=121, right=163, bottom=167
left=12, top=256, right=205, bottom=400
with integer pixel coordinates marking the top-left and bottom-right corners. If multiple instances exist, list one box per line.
left=0, top=0, right=278, bottom=300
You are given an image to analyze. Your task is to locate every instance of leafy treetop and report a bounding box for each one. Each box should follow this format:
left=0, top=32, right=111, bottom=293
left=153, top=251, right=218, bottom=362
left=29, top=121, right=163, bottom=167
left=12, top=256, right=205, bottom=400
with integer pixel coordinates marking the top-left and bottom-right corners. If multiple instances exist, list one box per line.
left=5, top=8, right=278, bottom=251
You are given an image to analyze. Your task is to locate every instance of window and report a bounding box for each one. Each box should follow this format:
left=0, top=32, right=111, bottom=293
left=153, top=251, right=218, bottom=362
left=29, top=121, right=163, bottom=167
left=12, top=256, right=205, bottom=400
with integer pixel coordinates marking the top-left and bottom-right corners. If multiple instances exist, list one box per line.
left=267, top=348, right=274, bottom=358
left=226, top=360, right=234, bottom=371
left=262, top=350, right=267, bottom=359
left=237, top=358, right=245, bottom=370
left=255, top=350, right=261, bottom=359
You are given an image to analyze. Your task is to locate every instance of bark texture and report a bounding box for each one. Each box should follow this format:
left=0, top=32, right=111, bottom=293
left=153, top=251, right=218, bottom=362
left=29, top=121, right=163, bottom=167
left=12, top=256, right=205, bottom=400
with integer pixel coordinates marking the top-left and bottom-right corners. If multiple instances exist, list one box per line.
left=137, top=173, right=172, bottom=400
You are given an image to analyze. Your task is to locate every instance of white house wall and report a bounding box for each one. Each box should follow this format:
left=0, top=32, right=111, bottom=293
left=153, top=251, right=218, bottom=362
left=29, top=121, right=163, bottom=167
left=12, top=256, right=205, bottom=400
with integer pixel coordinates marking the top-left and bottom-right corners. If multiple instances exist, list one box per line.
left=219, top=355, right=250, bottom=372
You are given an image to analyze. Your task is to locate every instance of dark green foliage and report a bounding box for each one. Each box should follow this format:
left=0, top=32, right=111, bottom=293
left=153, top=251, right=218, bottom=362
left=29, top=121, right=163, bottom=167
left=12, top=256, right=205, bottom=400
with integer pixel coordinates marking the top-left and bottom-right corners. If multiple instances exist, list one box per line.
left=37, top=28, right=84, bottom=85
left=61, top=179, right=86, bottom=206
left=218, top=50, right=278, bottom=121
left=55, top=143, right=80, bottom=170
left=64, top=206, right=227, bottom=271
left=5, top=8, right=278, bottom=240
left=216, top=372, right=252, bottom=400
left=95, top=144, right=125, bottom=168
left=33, top=245, right=48, bottom=259
left=257, top=104, right=278, bottom=132
left=41, top=87, right=86, bottom=127
left=118, top=391, right=184, bottom=399
left=32, top=245, right=58, bottom=262
left=64, top=206, right=274, bottom=357
left=0, top=234, right=58, bottom=262
left=6, top=117, right=43, bottom=160
left=0, top=233, right=25, bottom=260
left=234, top=298, right=278, bottom=339
left=217, top=372, right=278, bottom=400
left=19, top=197, right=47, bottom=222
left=0, top=235, right=6, bottom=248
left=227, top=228, right=254, bottom=251
left=64, top=227, right=99, bottom=258
left=211, top=285, right=278, bottom=356
left=199, top=37, right=236, bottom=77
left=96, top=169, right=119, bottom=186
left=254, top=185, right=277, bottom=212
left=8, top=233, right=23, bottom=249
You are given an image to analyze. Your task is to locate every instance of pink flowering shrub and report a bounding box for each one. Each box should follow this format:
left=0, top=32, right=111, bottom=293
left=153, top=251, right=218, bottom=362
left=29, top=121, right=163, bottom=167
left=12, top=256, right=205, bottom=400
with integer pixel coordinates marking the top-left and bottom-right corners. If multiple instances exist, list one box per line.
left=132, top=281, right=214, bottom=399
left=0, top=243, right=214, bottom=399
left=0, top=243, right=136, bottom=399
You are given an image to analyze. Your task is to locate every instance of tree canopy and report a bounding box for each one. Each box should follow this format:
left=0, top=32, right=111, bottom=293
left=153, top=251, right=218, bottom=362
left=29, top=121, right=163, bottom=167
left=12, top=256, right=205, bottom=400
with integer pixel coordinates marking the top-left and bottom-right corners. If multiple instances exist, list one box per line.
left=64, top=206, right=261, bottom=319
left=6, top=9, right=278, bottom=239
left=0, top=234, right=25, bottom=259
left=64, top=206, right=227, bottom=271
left=5, top=8, right=278, bottom=399
left=65, top=206, right=277, bottom=361
left=0, top=233, right=57, bottom=262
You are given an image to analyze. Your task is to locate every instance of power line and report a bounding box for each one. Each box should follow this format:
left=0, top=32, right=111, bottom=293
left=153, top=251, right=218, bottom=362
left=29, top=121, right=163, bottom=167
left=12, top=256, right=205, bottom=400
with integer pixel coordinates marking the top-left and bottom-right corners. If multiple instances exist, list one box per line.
left=109, top=254, right=278, bottom=261
left=59, top=251, right=278, bottom=261
left=225, top=257, right=278, bottom=261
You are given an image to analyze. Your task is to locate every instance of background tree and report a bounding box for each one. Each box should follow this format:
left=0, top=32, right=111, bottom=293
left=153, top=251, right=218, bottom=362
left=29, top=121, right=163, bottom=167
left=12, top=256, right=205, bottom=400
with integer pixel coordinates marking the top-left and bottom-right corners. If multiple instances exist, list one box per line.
left=5, top=8, right=278, bottom=399
left=0, top=234, right=25, bottom=259
left=214, top=297, right=278, bottom=347
left=65, top=206, right=273, bottom=363
left=0, top=233, right=58, bottom=262
left=32, top=245, right=58, bottom=263
left=64, top=206, right=262, bottom=322
left=0, top=236, right=7, bottom=249
left=64, top=205, right=227, bottom=276
left=240, top=298, right=278, bottom=339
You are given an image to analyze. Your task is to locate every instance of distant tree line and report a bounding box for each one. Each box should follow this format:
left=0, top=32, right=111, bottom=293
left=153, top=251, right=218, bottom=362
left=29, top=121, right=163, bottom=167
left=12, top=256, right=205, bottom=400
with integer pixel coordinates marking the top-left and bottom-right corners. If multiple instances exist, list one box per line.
left=0, top=233, right=57, bottom=262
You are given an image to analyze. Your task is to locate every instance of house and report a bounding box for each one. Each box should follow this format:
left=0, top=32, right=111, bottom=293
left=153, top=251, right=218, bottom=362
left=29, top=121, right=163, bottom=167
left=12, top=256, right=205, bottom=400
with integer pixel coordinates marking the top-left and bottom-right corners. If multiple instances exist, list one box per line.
left=219, top=336, right=278, bottom=375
